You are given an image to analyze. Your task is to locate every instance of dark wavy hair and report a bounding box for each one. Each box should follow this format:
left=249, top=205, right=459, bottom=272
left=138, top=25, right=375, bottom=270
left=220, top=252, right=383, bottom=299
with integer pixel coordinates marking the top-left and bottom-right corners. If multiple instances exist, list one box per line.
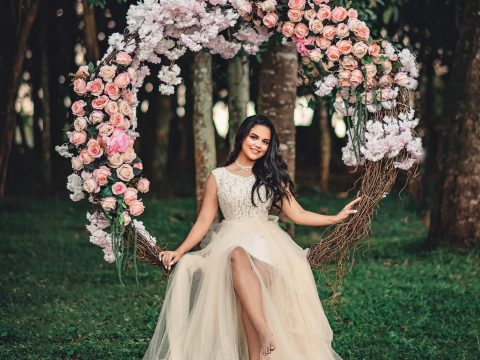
left=223, top=114, right=296, bottom=210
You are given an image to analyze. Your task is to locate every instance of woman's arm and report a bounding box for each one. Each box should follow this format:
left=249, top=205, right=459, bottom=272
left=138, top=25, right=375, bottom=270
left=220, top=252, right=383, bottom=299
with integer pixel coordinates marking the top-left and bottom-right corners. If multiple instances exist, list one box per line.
left=280, top=187, right=361, bottom=227
left=159, top=173, right=219, bottom=270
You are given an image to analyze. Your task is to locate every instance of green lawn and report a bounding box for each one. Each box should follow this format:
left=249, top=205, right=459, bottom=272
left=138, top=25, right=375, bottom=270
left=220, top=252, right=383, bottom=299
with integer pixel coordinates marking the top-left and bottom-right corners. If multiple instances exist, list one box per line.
left=0, top=193, right=478, bottom=359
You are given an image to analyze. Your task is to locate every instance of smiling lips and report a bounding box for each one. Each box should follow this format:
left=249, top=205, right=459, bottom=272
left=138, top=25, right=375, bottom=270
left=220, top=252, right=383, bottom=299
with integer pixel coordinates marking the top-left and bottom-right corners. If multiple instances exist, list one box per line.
left=251, top=148, right=261, bottom=155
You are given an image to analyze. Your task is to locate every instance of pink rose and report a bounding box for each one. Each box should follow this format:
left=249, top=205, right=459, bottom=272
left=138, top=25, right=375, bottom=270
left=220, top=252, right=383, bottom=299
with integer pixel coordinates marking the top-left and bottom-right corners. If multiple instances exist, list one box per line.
left=105, top=82, right=121, bottom=100
left=282, top=22, right=296, bottom=37
left=347, top=9, right=358, bottom=19
left=99, top=65, right=117, bottom=81
left=379, top=74, right=393, bottom=87
left=123, top=188, right=138, bottom=206
left=355, top=24, right=370, bottom=40
left=80, top=149, right=94, bottom=165
left=309, top=19, right=323, bottom=34
left=304, top=9, right=317, bottom=21
left=313, top=0, right=330, bottom=3
left=129, top=199, right=145, bottom=216
left=73, top=79, right=87, bottom=96
left=109, top=113, right=126, bottom=129
left=381, top=60, right=392, bottom=74
left=337, top=39, right=353, bottom=55
left=127, top=67, right=137, bottom=82
left=317, top=5, right=331, bottom=21
left=83, top=178, right=99, bottom=193
left=98, top=123, right=114, bottom=137
left=112, top=181, right=127, bottom=195
left=336, top=23, right=350, bottom=38
left=91, top=95, right=110, bottom=110
left=326, top=45, right=340, bottom=61
left=107, top=128, right=130, bottom=154
left=294, top=23, right=309, bottom=39
left=115, top=51, right=132, bottom=66
left=122, top=91, right=135, bottom=105
left=108, top=153, right=124, bottom=168
left=86, top=139, right=103, bottom=159
left=339, top=78, right=351, bottom=88
left=368, top=43, right=381, bottom=57
left=315, top=36, right=331, bottom=49
left=133, top=162, right=143, bottom=170
left=71, top=156, right=84, bottom=171
left=263, top=12, right=279, bottom=28
left=75, top=65, right=89, bottom=78
left=237, top=1, right=252, bottom=16
left=71, top=100, right=86, bottom=116
left=394, top=72, right=410, bottom=86
left=365, top=76, right=377, bottom=89
left=287, top=9, right=304, bottom=22
left=89, top=110, right=104, bottom=124
left=86, top=78, right=104, bottom=96
left=364, top=63, right=377, bottom=78
left=341, top=55, right=358, bottom=70
left=288, top=0, right=305, bottom=10
left=117, top=164, right=134, bottom=182
left=350, top=69, right=364, bottom=87
left=331, top=7, right=348, bottom=22
left=104, top=101, right=119, bottom=115
left=322, top=25, right=336, bottom=40
left=123, top=147, right=137, bottom=163
left=69, top=131, right=87, bottom=145
left=123, top=211, right=132, bottom=226
left=347, top=18, right=361, bottom=32
left=352, top=41, right=368, bottom=58
left=118, top=101, right=131, bottom=116
left=93, top=166, right=111, bottom=186
left=309, top=49, right=323, bottom=62
left=137, top=178, right=150, bottom=193
left=114, top=72, right=130, bottom=89
left=73, top=117, right=87, bottom=131
left=101, top=197, right=116, bottom=211
left=339, top=69, right=351, bottom=80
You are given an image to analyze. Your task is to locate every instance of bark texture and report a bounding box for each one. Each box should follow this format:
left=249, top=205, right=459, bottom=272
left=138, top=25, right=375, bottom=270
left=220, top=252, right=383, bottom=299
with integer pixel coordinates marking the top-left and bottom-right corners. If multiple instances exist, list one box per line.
left=227, top=55, right=249, bottom=153
left=318, top=101, right=331, bottom=191
left=257, top=41, right=298, bottom=181
left=428, top=0, right=480, bottom=246
left=0, top=0, right=40, bottom=198
left=192, top=51, right=217, bottom=215
left=82, top=0, right=100, bottom=63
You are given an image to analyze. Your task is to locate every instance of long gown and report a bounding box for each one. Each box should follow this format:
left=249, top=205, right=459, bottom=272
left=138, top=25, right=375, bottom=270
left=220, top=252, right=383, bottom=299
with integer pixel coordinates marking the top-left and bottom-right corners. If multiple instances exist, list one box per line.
left=143, top=166, right=342, bottom=359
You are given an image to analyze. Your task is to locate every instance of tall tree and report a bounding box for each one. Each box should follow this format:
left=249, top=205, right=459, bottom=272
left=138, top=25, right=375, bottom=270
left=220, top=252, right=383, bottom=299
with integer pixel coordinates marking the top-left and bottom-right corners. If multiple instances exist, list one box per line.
left=82, top=0, right=100, bottom=63
left=428, top=0, right=480, bottom=247
left=318, top=100, right=331, bottom=191
left=192, top=50, right=217, bottom=215
left=0, top=0, right=40, bottom=198
left=151, top=95, right=172, bottom=194
left=257, top=41, right=298, bottom=235
left=227, top=55, right=249, bottom=153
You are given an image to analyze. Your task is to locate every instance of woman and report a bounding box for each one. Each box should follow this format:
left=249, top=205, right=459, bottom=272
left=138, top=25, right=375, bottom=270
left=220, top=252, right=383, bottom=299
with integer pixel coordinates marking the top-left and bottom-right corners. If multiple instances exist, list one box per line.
left=144, top=115, right=360, bottom=360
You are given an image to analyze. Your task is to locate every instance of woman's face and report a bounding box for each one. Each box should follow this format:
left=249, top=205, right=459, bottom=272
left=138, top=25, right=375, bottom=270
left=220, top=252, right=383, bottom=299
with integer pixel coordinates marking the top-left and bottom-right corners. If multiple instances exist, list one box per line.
left=241, top=125, right=271, bottom=161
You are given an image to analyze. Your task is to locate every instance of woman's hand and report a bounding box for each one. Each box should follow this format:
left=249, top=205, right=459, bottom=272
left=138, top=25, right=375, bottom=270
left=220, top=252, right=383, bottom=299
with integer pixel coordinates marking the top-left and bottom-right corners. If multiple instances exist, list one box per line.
left=158, top=250, right=182, bottom=271
left=334, top=196, right=362, bottom=223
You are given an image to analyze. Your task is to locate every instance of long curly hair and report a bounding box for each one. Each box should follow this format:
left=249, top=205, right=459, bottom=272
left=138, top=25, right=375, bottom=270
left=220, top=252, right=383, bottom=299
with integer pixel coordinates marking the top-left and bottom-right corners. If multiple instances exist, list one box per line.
left=224, top=114, right=296, bottom=210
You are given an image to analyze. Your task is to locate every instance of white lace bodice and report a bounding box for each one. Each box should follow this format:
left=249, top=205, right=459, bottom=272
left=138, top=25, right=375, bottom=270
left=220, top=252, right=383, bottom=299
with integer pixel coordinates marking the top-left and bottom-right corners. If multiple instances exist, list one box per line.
left=211, top=167, right=272, bottom=221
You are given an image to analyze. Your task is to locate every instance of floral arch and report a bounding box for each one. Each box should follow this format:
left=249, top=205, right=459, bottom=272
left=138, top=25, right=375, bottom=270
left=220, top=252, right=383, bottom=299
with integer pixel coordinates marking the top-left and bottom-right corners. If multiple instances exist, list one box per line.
left=56, top=0, right=423, bottom=287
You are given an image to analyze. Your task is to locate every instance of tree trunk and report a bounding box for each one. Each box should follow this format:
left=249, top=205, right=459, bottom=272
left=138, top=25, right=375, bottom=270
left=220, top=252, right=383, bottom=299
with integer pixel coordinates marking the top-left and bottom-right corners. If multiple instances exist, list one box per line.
left=427, top=0, right=480, bottom=247
left=82, top=0, right=99, bottom=63
left=152, top=95, right=172, bottom=195
left=227, top=55, right=249, bottom=153
left=0, top=0, right=40, bottom=198
left=257, top=41, right=298, bottom=236
left=318, top=100, right=331, bottom=192
left=192, top=51, right=217, bottom=215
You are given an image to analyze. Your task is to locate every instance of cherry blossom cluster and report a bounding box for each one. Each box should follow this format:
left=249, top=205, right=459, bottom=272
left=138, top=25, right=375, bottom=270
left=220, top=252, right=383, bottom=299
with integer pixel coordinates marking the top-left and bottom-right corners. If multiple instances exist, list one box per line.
left=342, top=108, right=424, bottom=170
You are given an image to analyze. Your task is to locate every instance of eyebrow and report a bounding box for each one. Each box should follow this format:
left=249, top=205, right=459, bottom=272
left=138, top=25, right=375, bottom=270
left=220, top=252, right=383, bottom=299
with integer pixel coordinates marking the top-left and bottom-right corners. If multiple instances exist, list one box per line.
left=250, top=132, right=271, bottom=142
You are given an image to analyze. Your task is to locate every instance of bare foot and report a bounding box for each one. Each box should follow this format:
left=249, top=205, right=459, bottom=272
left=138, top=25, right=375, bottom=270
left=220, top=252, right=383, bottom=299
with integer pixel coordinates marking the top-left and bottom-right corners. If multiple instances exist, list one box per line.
left=259, top=329, right=276, bottom=357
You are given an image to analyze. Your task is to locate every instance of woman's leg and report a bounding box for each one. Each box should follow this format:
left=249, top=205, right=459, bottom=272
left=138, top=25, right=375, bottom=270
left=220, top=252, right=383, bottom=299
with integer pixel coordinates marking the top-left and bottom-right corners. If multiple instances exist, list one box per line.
left=231, top=247, right=276, bottom=357
left=241, top=305, right=261, bottom=360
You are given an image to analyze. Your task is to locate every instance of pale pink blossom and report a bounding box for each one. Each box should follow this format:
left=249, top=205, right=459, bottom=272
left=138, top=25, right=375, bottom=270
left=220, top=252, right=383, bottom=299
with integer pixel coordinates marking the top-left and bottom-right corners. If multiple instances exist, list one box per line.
left=326, top=45, right=340, bottom=61
left=294, top=23, right=309, bottom=39
left=123, top=188, right=138, bottom=206
left=317, top=5, right=331, bottom=20
left=101, top=197, right=116, bottom=211
left=75, top=65, right=89, bottom=78
left=137, top=178, right=150, bottom=193
left=105, top=101, right=119, bottom=115
left=80, top=149, right=94, bottom=165
left=87, top=139, right=104, bottom=159
left=282, top=22, right=296, bottom=37
left=347, top=9, right=358, bottom=19
left=263, top=12, right=279, bottom=28
left=99, top=65, right=117, bottom=81
left=288, top=9, right=304, bottom=22
left=108, top=153, right=124, bottom=168
left=86, top=79, right=104, bottom=96
left=71, top=156, right=84, bottom=171
left=72, top=100, right=86, bottom=116
left=315, top=36, right=331, bottom=49
left=288, top=0, right=306, bottom=10
left=352, top=41, right=368, bottom=58
left=93, top=166, right=111, bottom=186
left=323, top=25, right=336, bottom=40
left=304, top=9, right=317, bottom=21
left=337, top=39, right=353, bottom=55
left=112, top=181, right=127, bottom=195
left=114, top=72, right=130, bottom=88
left=73, top=79, right=87, bottom=96
left=117, top=164, right=134, bottom=182
left=331, top=7, right=348, bottom=22
left=105, top=82, right=121, bottom=100
left=309, top=20, right=323, bottom=34
left=89, top=110, right=105, bottom=124
left=129, top=199, right=145, bottom=216
left=368, top=43, right=381, bottom=57
left=74, top=117, right=87, bottom=131
left=115, top=51, right=132, bottom=66
left=83, top=178, right=99, bottom=193
left=107, top=128, right=130, bottom=154
left=350, top=69, right=364, bottom=87
left=91, top=96, right=109, bottom=110
left=69, top=131, right=87, bottom=145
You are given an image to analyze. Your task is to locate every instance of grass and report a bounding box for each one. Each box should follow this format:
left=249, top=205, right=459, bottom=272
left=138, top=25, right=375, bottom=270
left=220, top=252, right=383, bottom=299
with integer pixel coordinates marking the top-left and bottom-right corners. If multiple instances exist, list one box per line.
left=0, top=192, right=478, bottom=359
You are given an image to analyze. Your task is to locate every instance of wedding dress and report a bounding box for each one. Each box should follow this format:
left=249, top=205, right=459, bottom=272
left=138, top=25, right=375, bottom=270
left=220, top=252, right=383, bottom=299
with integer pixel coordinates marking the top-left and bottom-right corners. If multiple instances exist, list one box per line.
left=143, top=166, right=342, bottom=360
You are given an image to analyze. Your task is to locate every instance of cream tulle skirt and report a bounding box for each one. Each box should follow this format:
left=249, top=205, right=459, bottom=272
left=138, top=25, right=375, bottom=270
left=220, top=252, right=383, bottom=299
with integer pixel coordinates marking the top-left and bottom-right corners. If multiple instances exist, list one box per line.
left=143, top=216, right=342, bottom=360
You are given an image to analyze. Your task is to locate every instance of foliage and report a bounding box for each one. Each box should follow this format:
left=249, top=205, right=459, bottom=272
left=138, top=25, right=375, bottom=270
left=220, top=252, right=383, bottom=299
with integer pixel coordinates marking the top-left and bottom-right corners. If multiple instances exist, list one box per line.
left=1, top=194, right=479, bottom=359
